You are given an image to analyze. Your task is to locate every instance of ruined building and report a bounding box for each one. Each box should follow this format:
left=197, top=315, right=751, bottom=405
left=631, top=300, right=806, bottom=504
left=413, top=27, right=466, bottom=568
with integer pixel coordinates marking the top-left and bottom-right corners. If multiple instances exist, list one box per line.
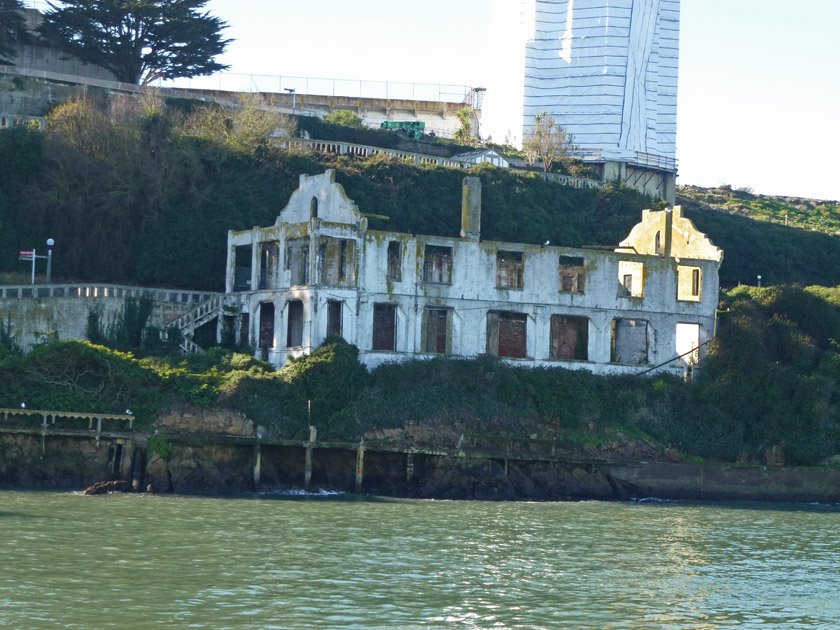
left=221, top=170, right=721, bottom=375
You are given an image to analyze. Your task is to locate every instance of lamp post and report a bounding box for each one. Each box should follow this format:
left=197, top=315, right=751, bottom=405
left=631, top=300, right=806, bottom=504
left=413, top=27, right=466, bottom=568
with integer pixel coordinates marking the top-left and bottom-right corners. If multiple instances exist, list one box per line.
left=46, top=238, right=54, bottom=284
left=757, top=275, right=762, bottom=288
left=284, top=88, right=296, bottom=115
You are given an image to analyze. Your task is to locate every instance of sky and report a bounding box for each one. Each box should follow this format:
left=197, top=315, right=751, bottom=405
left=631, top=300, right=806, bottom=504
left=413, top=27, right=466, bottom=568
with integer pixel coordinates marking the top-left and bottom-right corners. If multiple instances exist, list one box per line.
left=25, top=0, right=840, bottom=200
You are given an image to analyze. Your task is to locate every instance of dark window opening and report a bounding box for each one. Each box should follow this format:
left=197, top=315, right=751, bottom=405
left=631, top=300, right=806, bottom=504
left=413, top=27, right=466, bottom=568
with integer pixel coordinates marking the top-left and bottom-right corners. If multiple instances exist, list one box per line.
left=234, top=245, right=253, bottom=292
left=558, top=256, right=585, bottom=293
left=239, top=313, right=250, bottom=348
left=373, top=304, right=397, bottom=351
left=423, top=245, right=452, bottom=284
left=655, top=230, right=663, bottom=255
left=497, top=251, right=523, bottom=289
left=691, top=268, right=700, bottom=296
left=549, top=315, right=588, bottom=360
left=424, top=308, right=449, bottom=354
left=259, top=302, right=275, bottom=351
left=286, top=300, right=304, bottom=348
left=387, top=241, right=401, bottom=281
left=286, top=238, right=309, bottom=286
left=310, top=196, right=318, bottom=219
left=486, top=311, right=527, bottom=359
left=327, top=300, right=343, bottom=338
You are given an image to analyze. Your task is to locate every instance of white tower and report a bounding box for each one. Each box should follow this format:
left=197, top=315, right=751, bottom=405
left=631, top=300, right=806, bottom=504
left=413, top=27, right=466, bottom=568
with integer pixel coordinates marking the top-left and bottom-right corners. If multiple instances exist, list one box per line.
left=484, top=0, right=679, bottom=199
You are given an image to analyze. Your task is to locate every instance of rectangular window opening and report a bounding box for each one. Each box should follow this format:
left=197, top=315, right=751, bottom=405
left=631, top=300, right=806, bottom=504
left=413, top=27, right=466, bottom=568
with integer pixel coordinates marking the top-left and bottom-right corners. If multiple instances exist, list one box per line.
left=286, top=300, right=303, bottom=348
left=327, top=300, right=343, bottom=338
left=423, top=245, right=453, bottom=284
left=372, top=303, right=397, bottom=351
left=387, top=241, right=401, bottom=281
left=486, top=311, right=527, bottom=359
left=424, top=308, right=450, bottom=354
left=549, top=315, right=588, bottom=360
left=611, top=318, right=649, bottom=365
left=677, top=265, right=702, bottom=302
left=286, top=238, right=309, bottom=286
left=558, top=256, right=585, bottom=293
left=618, top=260, right=644, bottom=298
left=497, top=251, right=523, bottom=289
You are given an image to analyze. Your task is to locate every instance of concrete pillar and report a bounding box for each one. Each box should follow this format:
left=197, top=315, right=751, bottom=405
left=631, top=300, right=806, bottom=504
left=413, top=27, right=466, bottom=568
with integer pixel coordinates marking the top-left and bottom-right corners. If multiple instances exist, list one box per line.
left=663, top=172, right=677, bottom=206
left=460, top=176, right=481, bottom=240
left=250, top=233, right=261, bottom=292
left=602, top=161, right=627, bottom=184
left=225, top=234, right=236, bottom=293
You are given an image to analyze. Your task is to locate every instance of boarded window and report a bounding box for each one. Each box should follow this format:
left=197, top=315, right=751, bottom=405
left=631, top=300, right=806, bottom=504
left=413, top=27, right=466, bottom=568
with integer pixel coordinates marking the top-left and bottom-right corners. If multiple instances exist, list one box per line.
left=424, top=308, right=449, bottom=354
left=618, top=261, right=644, bottom=297
left=319, top=237, right=355, bottom=286
left=611, top=319, right=649, bottom=364
left=497, top=251, right=523, bottom=289
left=327, top=300, right=342, bottom=338
left=677, top=265, right=702, bottom=301
left=372, top=304, right=396, bottom=351
left=549, top=315, right=588, bottom=360
left=486, top=311, right=527, bottom=358
left=558, top=256, right=585, bottom=293
left=423, top=245, right=452, bottom=284
left=259, top=302, right=275, bottom=350
left=286, top=238, right=309, bottom=286
left=387, top=241, right=401, bottom=281
left=286, top=300, right=303, bottom=348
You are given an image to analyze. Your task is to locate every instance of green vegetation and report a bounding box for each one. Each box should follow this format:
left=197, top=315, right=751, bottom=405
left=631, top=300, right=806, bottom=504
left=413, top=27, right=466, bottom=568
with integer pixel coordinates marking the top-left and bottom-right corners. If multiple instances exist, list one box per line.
left=2, top=285, right=840, bottom=466
left=4, top=91, right=840, bottom=467
left=37, top=0, right=230, bottom=85
left=322, top=110, right=366, bottom=130
left=679, top=185, right=840, bottom=236
left=0, top=0, right=27, bottom=66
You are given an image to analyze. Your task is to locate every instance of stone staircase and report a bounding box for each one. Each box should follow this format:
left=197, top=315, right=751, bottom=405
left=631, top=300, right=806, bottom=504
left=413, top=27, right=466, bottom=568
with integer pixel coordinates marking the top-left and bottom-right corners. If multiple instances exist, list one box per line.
left=165, top=294, right=239, bottom=354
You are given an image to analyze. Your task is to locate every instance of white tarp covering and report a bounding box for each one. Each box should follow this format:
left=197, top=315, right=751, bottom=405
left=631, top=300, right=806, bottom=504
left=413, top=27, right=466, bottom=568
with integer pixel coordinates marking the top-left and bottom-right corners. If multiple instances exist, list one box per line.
left=522, top=0, right=679, bottom=166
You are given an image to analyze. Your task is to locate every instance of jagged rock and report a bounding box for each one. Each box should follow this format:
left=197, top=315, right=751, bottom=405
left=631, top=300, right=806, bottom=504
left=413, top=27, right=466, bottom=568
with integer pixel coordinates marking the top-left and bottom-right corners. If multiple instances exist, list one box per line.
left=158, top=403, right=254, bottom=436
left=84, top=480, right=133, bottom=495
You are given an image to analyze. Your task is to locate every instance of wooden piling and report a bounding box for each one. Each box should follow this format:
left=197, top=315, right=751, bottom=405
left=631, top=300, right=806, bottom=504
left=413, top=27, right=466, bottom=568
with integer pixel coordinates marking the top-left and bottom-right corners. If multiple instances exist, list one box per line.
left=304, top=425, right=316, bottom=491
left=253, top=444, right=262, bottom=490
left=406, top=451, right=414, bottom=483
left=355, top=441, right=365, bottom=494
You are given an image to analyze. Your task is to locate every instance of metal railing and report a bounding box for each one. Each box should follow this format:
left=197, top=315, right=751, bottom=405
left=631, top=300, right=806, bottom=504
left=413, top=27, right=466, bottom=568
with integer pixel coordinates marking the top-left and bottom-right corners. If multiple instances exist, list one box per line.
left=291, top=139, right=604, bottom=189
left=0, top=114, right=46, bottom=130
left=0, top=283, right=217, bottom=305
left=0, top=407, right=134, bottom=433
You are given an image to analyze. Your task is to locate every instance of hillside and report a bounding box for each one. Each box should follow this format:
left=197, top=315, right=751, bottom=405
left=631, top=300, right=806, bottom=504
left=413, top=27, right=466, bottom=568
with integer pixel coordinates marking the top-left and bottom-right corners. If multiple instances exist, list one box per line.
left=678, top=184, right=840, bottom=234
left=3, top=94, right=840, bottom=291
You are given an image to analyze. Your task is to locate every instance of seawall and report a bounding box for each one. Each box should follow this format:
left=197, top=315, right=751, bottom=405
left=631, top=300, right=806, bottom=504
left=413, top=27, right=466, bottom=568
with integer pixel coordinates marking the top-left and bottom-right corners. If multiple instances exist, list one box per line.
left=2, top=431, right=839, bottom=503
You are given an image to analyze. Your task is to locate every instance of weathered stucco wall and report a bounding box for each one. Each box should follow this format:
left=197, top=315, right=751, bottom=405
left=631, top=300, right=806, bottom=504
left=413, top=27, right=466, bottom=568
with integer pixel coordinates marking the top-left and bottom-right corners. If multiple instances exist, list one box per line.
left=225, top=170, right=721, bottom=375
left=0, top=285, right=212, bottom=349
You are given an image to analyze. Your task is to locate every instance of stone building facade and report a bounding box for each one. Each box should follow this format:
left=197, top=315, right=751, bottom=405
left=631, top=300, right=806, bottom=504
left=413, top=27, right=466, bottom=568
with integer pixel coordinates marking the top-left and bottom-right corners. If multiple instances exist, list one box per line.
left=224, top=170, right=721, bottom=375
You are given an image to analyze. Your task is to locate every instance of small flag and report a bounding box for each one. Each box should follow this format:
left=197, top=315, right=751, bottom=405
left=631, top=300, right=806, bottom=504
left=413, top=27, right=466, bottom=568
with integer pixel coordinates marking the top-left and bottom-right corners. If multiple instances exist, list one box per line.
left=18, top=251, right=34, bottom=261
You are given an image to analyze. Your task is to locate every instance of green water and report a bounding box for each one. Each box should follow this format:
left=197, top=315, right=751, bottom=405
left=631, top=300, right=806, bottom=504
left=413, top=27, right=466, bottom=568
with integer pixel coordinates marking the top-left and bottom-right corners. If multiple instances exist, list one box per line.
left=1, top=491, right=838, bottom=629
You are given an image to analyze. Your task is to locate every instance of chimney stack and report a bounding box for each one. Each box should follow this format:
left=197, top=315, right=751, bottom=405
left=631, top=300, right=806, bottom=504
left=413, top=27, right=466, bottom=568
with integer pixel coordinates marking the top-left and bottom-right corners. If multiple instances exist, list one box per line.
left=460, top=176, right=481, bottom=241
